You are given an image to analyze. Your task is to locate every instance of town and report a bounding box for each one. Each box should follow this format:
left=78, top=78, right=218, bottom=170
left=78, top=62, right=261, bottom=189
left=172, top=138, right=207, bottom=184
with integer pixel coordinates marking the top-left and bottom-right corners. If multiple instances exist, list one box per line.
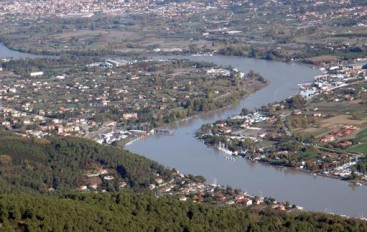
left=0, top=0, right=366, bottom=65
left=0, top=0, right=365, bottom=23
left=0, top=56, right=266, bottom=146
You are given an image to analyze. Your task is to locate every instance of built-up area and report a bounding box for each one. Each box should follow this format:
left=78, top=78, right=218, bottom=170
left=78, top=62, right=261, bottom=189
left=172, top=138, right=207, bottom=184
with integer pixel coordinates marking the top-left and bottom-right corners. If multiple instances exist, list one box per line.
left=1, top=0, right=365, bottom=22
left=0, top=56, right=264, bottom=146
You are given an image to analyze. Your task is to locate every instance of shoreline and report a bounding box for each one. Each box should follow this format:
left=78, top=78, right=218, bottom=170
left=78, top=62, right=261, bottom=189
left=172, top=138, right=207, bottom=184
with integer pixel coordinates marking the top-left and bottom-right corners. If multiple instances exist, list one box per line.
left=245, top=150, right=365, bottom=187
left=199, top=138, right=367, bottom=187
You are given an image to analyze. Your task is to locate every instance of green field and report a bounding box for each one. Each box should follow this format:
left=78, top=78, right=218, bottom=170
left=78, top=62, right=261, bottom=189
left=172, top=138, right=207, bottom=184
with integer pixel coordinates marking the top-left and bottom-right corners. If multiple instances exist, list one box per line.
left=310, top=101, right=364, bottom=114
left=347, top=128, right=367, bottom=154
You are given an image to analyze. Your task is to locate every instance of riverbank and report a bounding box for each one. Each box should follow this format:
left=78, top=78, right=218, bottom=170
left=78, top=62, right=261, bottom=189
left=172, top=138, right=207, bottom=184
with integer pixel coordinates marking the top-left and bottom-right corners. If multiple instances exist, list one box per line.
left=198, top=124, right=367, bottom=187
left=117, top=78, right=269, bottom=147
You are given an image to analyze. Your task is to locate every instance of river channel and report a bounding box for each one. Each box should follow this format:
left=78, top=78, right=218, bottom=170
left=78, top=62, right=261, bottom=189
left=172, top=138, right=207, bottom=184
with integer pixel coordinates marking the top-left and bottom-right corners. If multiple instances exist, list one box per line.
left=1, top=42, right=366, bottom=218
left=127, top=55, right=367, bottom=218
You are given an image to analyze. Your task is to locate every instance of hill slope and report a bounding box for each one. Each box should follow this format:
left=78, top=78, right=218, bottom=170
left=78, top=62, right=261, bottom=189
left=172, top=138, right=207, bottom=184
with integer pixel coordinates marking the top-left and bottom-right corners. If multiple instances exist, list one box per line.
left=0, top=131, right=171, bottom=194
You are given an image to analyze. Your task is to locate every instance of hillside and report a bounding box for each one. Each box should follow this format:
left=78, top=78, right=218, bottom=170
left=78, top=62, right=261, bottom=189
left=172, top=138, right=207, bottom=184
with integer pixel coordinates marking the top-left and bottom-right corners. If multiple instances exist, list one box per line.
left=0, top=131, right=171, bottom=194
left=1, top=131, right=367, bottom=231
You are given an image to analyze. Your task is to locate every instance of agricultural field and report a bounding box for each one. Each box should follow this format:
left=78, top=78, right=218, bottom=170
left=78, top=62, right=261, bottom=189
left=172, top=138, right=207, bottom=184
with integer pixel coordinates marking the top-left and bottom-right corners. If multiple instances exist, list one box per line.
left=293, top=84, right=367, bottom=143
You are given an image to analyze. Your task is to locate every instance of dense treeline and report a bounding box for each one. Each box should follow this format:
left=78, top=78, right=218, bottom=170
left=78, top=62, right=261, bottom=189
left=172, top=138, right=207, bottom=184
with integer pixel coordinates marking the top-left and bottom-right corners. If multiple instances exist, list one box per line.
left=0, top=131, right=170, bottom=193
left=0, top=192, right=366, bottom=232
left=2, top=56, right=99, bottom=77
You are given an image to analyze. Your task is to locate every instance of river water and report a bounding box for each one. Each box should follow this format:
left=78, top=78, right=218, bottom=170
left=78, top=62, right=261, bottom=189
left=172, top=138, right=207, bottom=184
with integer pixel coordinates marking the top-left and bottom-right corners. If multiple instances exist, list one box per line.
left=1, top=42, right=366, bottom=217
left=127, top=55, right=367, bottom=218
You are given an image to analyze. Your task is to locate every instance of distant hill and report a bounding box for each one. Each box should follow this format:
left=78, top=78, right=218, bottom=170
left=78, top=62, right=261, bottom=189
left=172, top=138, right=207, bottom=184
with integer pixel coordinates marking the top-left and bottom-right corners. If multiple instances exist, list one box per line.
left=0, top=131, right=171, bottom=194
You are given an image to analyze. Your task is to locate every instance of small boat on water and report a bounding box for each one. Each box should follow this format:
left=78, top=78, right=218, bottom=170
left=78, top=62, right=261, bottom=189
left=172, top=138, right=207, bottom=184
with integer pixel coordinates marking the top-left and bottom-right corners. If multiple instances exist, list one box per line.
left=218, top=142, right=233, bottom=155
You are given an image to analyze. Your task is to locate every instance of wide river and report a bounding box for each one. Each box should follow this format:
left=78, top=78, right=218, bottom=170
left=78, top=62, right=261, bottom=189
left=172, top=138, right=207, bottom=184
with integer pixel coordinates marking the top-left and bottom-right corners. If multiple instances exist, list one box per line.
left=1, top=43, right=366, bottom=217
left=127, top=55, right=367, bottom=218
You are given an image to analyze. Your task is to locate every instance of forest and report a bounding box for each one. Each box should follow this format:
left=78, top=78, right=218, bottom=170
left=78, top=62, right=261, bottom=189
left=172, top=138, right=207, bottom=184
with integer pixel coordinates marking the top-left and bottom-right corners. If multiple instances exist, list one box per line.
left=0, top=192, right=366, bottom=232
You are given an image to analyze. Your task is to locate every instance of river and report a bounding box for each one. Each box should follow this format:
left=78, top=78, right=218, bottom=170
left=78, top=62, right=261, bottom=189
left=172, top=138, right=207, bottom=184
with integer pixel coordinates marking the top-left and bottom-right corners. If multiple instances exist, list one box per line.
left=0, top=43, right=44, bottom=59
left=126, top=55, right=367, bottom=218
left=1, top=42, right=366, bottom=217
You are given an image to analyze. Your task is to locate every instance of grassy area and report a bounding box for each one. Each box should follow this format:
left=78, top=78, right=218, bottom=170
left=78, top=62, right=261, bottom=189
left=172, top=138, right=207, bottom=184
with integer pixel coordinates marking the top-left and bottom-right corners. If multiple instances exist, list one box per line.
left=347, top=143, right=367, bottom=154
left=347, top=128, right=367, bottom=154
left=356, top=128, right=367, bottom=140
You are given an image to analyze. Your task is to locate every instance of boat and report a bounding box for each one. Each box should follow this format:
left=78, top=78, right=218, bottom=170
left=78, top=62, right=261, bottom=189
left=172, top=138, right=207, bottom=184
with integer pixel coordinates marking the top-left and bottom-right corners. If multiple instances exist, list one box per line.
left=218, top=142, right=233, bottom=155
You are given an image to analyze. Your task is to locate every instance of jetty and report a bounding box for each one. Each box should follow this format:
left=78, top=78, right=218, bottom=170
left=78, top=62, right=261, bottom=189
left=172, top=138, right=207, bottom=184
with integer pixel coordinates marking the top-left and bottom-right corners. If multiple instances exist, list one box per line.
left=154, top=128, right=175, bottom=135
